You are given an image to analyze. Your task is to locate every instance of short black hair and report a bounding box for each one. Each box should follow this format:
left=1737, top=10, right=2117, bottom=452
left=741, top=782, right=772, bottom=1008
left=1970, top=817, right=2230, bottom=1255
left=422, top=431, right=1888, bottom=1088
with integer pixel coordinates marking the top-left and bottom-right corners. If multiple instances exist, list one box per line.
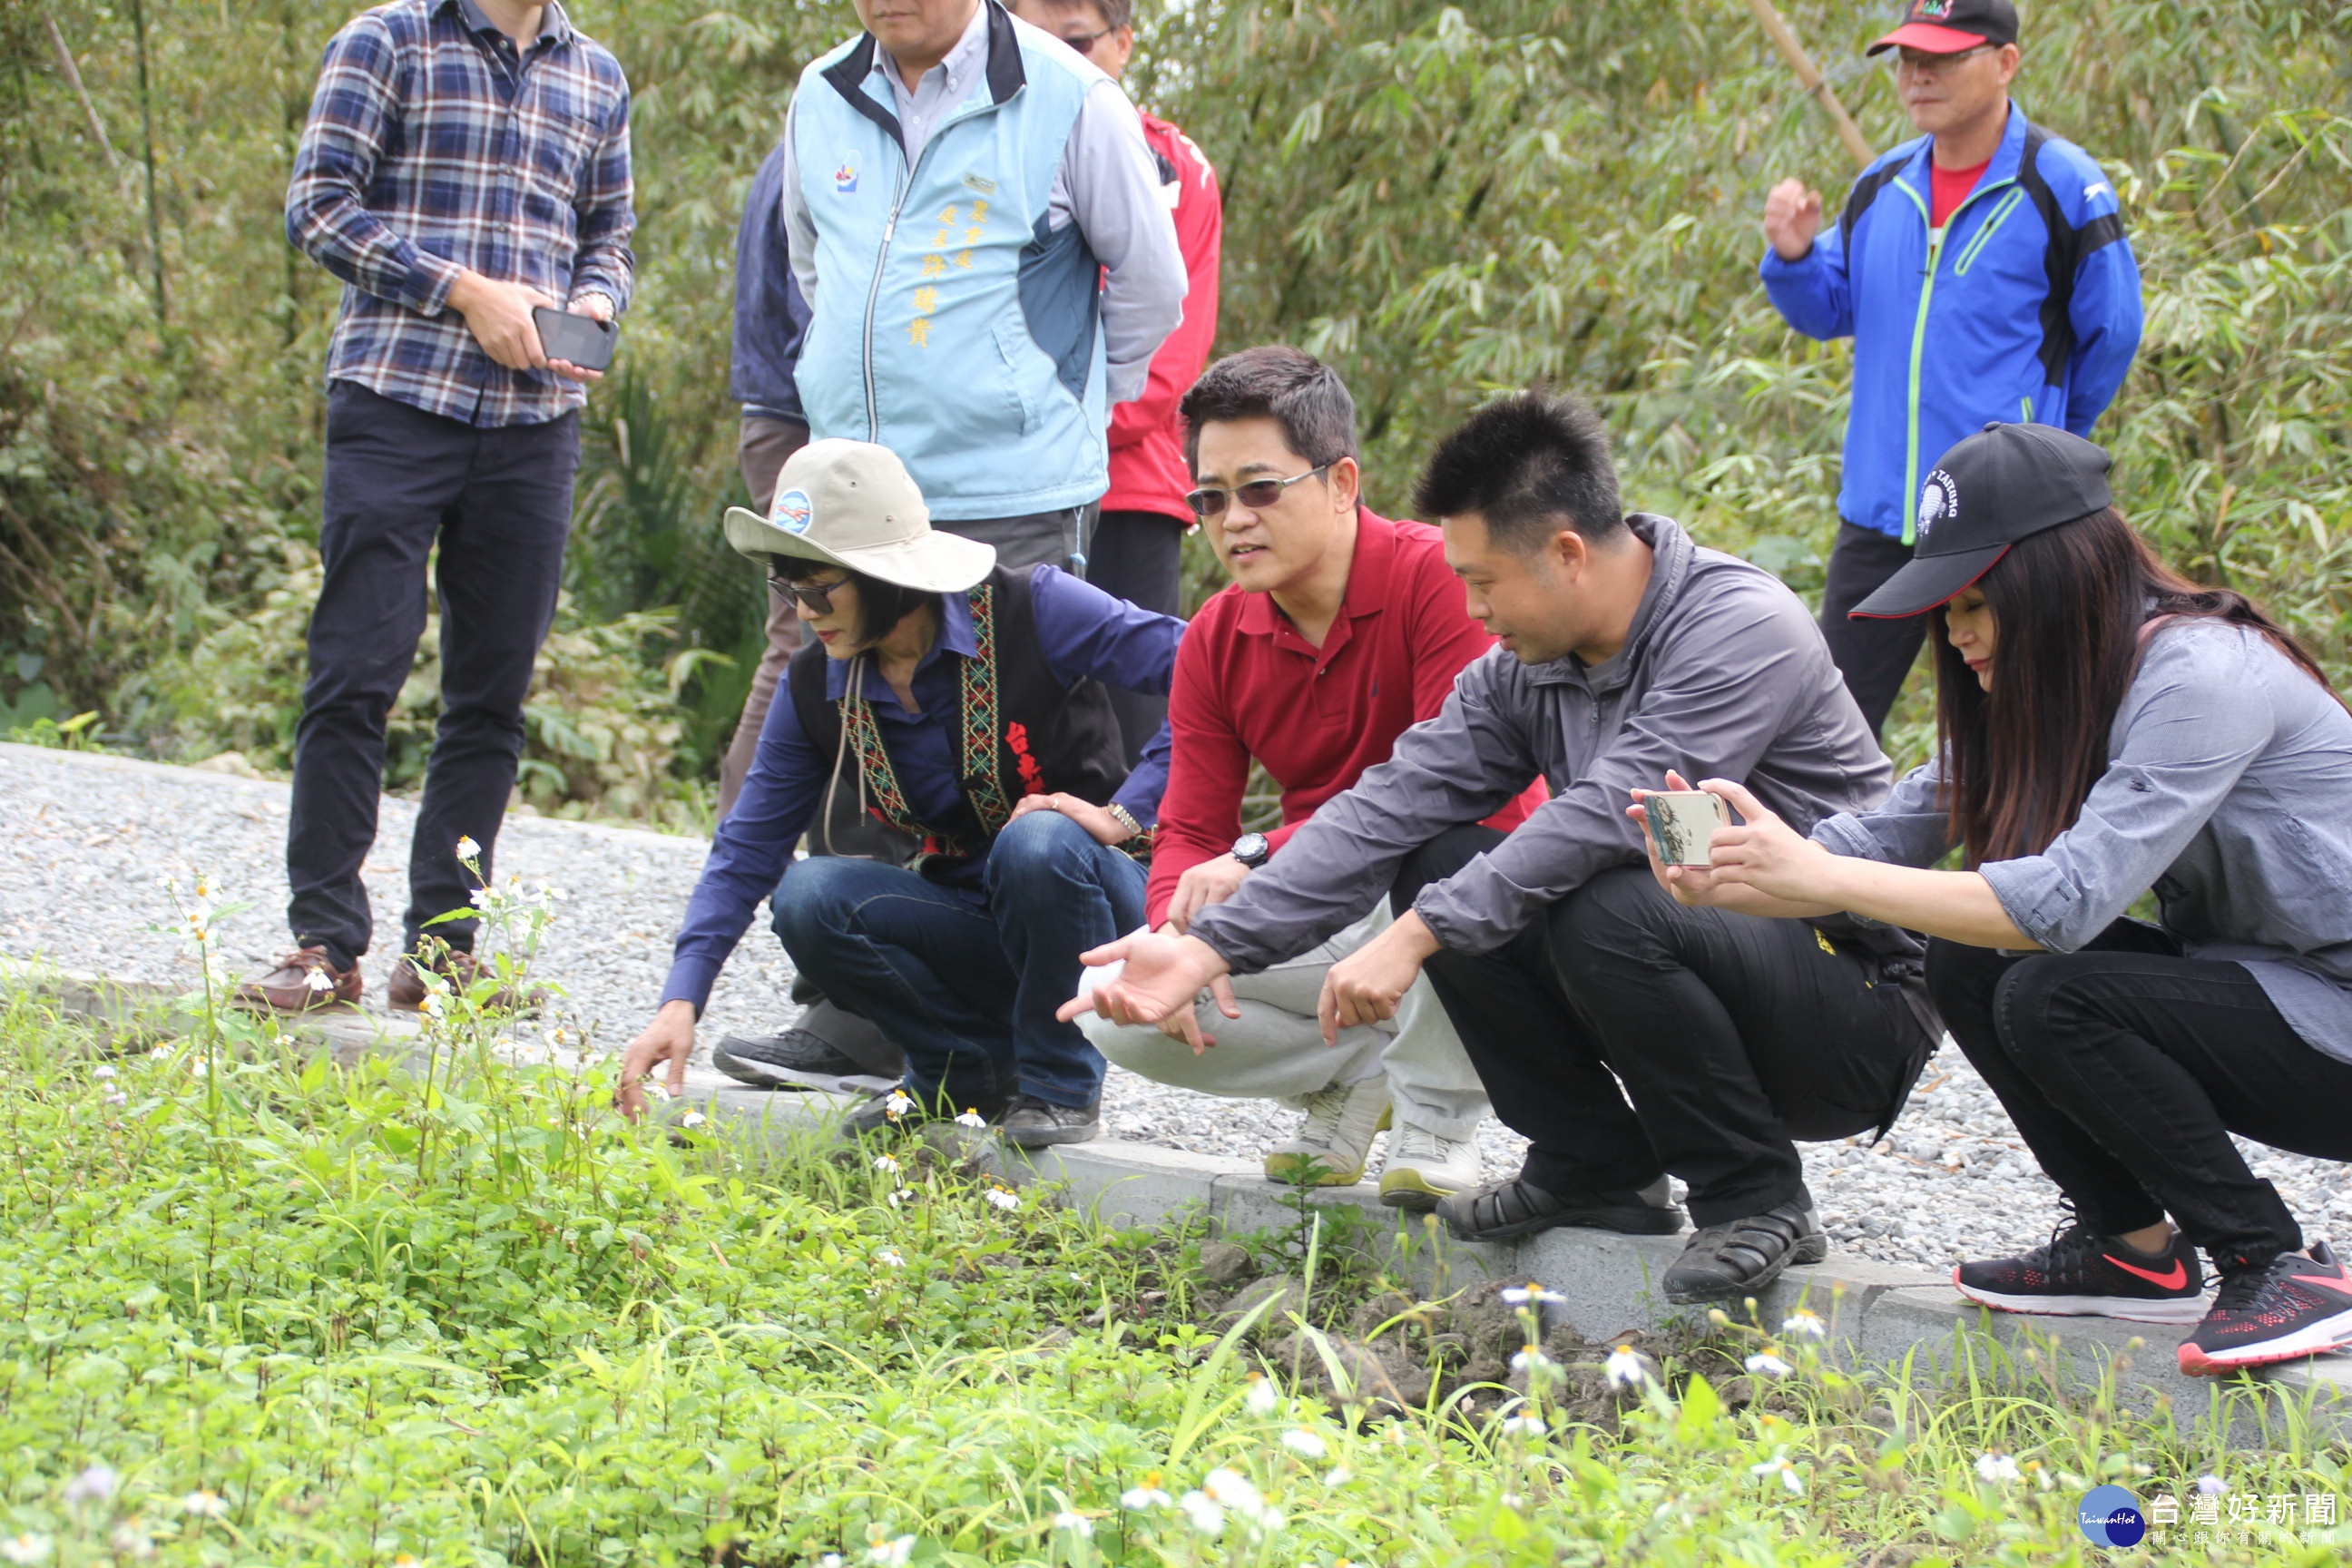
left=1414, top=391, right=1625, bottom=553
left=771, top=559, right=936, bottom=646
left=1023, top=0, right=1133, bottom=31
left=1179, top=346, right=1357, bottom=476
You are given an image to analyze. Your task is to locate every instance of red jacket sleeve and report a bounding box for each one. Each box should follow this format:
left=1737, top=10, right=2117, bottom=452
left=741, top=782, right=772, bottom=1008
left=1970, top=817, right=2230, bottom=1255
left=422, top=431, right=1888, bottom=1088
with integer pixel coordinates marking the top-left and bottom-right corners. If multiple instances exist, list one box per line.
left=1111, top=120, right=1222, bottom=453
left=1144, top=603, right=1252, bottom=926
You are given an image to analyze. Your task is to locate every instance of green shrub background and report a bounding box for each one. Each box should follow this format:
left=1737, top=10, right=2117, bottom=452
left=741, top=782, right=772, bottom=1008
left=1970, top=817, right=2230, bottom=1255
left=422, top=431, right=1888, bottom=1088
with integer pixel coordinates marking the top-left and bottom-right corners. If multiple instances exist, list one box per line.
left=1, top=1, right=2346, bottom=824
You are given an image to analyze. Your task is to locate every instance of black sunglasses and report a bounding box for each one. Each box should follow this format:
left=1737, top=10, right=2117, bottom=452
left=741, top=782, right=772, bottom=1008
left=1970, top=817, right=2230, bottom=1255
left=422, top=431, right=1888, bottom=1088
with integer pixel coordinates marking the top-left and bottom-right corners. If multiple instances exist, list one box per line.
left=769, top=572, right=848, bottom=614
left=1186, top=465, right=1333, bottom=519
left=1057, top=24, right=1116, bottom=56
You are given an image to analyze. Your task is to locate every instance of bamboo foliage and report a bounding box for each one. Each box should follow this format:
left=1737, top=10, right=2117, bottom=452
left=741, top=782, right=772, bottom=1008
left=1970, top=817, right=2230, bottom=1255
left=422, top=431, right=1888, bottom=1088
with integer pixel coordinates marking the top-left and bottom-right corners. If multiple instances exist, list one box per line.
left=0, top=0, right=2344, bottom=782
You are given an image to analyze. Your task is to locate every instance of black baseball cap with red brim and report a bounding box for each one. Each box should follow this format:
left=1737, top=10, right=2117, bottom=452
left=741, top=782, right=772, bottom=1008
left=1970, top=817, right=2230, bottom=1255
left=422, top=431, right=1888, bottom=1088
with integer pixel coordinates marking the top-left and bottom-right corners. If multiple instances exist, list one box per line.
left=1851, top=423, right=2112, bottom=619
left=1866, top=0, right=2020, bottom=55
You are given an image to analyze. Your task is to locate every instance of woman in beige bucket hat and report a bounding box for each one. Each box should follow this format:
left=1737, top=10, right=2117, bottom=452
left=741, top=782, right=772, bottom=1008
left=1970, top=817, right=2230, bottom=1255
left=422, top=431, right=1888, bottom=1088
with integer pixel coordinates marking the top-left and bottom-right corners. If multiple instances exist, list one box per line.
left=620, top=440, right=1185, bottom=1147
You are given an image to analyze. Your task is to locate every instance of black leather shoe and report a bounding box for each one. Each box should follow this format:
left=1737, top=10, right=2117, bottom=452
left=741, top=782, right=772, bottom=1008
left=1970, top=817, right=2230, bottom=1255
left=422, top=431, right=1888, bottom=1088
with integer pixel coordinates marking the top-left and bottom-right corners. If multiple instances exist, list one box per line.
left=998, top=1093, right=1101, bottom=1149
left=1436, top=1175, right=1687, bottom=1242
left=842, top=1085, right=1013, bottom=1141
left=713, top=1029, right=865, bottom=1087
left=1662, top=1201, right=1829, bottom=1303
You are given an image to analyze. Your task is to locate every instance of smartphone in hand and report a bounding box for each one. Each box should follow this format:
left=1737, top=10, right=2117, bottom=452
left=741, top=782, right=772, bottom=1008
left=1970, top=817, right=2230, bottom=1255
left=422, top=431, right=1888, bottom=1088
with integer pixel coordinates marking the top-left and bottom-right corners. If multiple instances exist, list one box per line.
left=532, top=306, right=619, bottom=372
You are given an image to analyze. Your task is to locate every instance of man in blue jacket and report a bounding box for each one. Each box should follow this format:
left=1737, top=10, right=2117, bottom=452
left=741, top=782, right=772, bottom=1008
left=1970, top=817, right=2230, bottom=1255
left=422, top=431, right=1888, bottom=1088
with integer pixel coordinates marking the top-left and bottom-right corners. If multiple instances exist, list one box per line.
left=1759, top=0, right=2141, bottom=734
left=780, top=0, right=1185, bottom=572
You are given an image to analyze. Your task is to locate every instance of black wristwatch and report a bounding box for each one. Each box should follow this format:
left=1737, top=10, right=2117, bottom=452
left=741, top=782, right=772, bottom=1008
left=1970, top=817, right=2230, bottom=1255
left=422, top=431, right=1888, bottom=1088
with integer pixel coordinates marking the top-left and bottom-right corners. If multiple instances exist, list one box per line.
left=1230, top=831, right=1271, bottom=869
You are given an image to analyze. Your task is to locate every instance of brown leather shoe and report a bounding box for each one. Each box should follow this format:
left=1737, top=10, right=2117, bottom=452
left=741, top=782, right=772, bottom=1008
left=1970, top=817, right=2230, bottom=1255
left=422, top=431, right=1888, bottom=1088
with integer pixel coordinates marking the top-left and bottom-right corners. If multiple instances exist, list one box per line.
left=387, top=945, right=545, bottom=1015
left=232, top=947, right=361, bottom=1014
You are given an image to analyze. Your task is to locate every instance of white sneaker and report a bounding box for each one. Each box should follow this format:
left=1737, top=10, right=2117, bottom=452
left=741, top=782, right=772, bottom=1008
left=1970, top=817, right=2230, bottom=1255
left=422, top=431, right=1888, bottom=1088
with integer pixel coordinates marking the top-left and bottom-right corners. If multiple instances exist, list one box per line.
left=1264, top=1074, right=1392, bottom=1186
left=1378, top=1121, right=1484, bottom=1210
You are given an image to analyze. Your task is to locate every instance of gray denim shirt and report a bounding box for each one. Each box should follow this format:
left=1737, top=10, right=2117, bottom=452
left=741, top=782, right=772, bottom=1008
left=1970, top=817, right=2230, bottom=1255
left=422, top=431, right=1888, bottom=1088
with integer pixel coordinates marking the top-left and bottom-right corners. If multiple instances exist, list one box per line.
left=1191, top=514, right=1896, bottom=968
left=1813, top=621, right=2352, bottom=1064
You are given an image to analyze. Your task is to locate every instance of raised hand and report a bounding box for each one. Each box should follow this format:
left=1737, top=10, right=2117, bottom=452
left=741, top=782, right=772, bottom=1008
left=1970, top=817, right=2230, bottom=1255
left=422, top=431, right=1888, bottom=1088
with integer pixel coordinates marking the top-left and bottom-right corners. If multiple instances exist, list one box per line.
left=1763, top=178, right=1824, bottom=261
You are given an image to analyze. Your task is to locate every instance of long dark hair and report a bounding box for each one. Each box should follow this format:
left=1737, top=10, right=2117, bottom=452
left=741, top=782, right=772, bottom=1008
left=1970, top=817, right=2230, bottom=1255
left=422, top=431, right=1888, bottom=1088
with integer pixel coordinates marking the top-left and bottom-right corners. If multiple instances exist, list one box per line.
left=772, top=560, right=936, bottom=648
left=1932, top=506, right=2338, bottom=864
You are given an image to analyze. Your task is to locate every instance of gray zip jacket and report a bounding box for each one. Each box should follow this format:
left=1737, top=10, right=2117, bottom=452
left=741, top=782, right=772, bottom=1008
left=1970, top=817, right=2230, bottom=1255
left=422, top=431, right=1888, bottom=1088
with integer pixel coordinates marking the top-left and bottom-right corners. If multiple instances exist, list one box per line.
left=1191, top=514, right=1896, bottom=969
left=1814, top=620, right=2352, bottom=1064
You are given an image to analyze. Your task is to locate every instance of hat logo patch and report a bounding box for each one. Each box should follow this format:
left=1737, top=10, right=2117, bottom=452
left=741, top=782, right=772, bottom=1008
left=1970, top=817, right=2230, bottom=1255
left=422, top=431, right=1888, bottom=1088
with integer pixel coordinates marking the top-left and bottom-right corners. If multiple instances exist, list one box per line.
left=774, top=488, right=815, bottom=535
left=1917, top=470, right=1958, bottom=543
left=1913, top=0, right=1954, bottom=17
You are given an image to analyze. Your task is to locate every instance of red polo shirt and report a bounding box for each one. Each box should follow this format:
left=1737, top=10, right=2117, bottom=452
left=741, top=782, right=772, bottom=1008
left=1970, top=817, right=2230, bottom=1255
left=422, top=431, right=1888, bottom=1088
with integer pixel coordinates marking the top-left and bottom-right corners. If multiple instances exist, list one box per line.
left=1148, top=507, right=1548, bottom=926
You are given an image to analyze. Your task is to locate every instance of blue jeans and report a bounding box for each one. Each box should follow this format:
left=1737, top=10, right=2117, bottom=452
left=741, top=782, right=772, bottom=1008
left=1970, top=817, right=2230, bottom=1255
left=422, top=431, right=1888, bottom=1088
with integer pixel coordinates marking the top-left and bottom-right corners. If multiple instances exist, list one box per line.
left=769, top=810, right=1148, bottom=1108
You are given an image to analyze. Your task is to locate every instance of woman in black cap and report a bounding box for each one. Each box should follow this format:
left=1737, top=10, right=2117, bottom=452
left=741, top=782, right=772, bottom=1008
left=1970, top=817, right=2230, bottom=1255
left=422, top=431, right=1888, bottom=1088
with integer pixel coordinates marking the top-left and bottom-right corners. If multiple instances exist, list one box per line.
left=1636, top=421, right=2352, bottom=1377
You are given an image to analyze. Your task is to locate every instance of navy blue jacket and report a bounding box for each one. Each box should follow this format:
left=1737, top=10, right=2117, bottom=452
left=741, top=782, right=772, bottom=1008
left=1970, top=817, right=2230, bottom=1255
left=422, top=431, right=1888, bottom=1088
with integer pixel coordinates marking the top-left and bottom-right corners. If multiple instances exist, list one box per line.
left=730, top=135, right=808, bottom=421
left=1761, top=107, right=2142, bottom=544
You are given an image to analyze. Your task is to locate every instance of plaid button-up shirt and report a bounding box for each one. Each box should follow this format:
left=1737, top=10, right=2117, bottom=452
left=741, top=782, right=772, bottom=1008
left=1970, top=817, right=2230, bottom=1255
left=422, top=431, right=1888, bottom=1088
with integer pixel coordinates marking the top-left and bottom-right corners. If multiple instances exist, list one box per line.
left=285, top=0, right=634, bottom=427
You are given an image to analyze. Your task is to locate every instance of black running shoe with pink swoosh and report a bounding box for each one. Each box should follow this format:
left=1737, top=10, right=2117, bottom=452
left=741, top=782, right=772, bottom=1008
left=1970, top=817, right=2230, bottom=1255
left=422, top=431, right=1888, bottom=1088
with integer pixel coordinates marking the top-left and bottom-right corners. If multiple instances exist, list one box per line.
left=2178, top=1241, right=2352, bottom=1377
left=1954, top=1219, right=2207, bottom=1325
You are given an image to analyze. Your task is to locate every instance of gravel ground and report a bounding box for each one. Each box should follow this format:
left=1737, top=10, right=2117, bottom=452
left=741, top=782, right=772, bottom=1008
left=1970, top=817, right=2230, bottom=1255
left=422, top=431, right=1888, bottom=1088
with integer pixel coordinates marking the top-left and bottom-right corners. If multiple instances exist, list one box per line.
left=6, top=742, right=2348, bottom=1275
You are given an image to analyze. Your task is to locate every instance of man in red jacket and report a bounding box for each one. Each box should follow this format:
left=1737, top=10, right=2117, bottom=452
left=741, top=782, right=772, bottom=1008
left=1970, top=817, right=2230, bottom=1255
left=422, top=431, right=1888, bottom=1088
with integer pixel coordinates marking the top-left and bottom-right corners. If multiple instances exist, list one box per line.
left=1012, top=0, right=1222, bottom=764
left=1066, top=348, right=1546, bottom=1206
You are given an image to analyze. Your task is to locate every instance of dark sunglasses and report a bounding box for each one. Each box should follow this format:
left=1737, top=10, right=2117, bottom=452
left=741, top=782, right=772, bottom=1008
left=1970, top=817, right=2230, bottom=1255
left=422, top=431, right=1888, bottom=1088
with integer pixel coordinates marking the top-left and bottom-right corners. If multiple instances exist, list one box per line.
left=1186, top=464, right=1332, bottom=519
left=1057, top=24, right=1116, bottom=56
left=769, top=573, right=848, bottom=614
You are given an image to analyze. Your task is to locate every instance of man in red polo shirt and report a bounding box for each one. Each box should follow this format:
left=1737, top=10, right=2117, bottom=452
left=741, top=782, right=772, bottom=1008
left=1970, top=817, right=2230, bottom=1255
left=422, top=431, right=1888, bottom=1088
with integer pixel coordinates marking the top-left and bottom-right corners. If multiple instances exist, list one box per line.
left=1068, top=348, right=1545, bottom=1206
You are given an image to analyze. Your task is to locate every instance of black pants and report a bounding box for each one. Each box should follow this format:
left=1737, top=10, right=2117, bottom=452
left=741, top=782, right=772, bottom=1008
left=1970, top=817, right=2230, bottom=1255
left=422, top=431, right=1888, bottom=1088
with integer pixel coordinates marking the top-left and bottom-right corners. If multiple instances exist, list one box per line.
left=286, top=381, right=578, bottom=968
left=1084, top=508, right=1187, bottom=766
left=1396, top=828, right=1936, bottom=1226
left=1927, top=926, right=2352, bottom=1270
left=1819, top=522, right=1926, bottom=738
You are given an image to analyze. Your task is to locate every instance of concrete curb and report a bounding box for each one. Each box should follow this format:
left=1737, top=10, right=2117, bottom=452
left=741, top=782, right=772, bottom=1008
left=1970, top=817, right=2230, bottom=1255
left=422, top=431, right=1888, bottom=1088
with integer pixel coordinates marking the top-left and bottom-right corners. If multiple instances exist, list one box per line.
left=20, top=959, right=2347, bottom=1446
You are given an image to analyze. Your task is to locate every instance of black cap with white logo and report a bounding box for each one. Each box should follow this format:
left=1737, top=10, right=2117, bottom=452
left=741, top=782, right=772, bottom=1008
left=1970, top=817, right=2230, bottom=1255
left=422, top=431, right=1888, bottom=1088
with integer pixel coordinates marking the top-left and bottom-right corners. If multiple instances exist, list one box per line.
left=1850, top=422, right=2113, bottom=620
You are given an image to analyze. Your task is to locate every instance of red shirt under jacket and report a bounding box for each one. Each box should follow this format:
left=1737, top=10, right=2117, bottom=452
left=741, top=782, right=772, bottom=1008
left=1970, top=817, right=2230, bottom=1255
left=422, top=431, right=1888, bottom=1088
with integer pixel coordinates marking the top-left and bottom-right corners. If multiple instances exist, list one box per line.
left=1102, top=112, right=1222, bottom=524
left=1147, top=508, right=1549, bottom=926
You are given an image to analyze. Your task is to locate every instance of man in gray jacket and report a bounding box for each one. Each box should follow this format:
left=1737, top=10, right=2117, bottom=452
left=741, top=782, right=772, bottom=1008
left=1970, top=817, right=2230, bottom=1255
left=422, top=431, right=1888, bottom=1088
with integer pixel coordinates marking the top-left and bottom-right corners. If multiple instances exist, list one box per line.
left=1063, top=393, right=1941, bottom=1301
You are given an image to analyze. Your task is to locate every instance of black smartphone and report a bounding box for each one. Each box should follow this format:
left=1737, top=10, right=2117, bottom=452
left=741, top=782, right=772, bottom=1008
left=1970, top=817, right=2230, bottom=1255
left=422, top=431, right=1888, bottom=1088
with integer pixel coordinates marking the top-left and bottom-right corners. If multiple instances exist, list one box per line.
left=531, top=306, right=619, bottom=372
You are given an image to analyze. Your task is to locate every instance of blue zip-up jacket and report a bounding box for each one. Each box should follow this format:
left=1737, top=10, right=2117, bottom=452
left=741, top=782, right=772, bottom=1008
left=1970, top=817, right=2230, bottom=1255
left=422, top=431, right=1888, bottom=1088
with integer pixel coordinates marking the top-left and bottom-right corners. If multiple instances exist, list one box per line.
left=730, top=135, right=809, bottom=422
left=1760, top=107, right=2142, bottom=544
left=790, top=5, right=1111, bottom=519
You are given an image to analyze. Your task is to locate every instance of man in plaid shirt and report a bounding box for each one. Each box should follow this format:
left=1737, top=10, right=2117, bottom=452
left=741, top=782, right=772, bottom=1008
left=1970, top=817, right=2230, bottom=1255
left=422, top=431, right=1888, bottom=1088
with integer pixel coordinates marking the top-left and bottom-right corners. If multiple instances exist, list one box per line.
left=240, top=0, right=634, bottom=1015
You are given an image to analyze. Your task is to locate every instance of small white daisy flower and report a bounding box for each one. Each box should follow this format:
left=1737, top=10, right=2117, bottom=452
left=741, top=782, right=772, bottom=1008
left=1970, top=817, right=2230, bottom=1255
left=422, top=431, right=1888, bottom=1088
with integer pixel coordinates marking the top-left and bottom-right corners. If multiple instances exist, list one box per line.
left=1604, top=1345, right=1653, bottom=1389
left=1279, top=1428, right=1327, bottom=1459
left=1119, top=1473, right=1172, bottom=1509
left=1176, top=1491, right=1224, bottom=1536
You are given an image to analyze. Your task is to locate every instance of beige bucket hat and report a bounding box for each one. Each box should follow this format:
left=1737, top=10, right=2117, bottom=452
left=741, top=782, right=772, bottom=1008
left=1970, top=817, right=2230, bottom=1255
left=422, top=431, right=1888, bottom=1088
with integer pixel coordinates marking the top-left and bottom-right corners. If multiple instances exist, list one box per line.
left=723, top=438, right=995, bottom=593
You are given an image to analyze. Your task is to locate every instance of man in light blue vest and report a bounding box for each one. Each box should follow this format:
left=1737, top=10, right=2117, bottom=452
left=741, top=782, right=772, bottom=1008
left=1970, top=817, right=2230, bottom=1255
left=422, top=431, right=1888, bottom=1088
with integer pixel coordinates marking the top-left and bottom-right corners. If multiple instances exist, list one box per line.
left=779, top=0, right=1186, bottom=571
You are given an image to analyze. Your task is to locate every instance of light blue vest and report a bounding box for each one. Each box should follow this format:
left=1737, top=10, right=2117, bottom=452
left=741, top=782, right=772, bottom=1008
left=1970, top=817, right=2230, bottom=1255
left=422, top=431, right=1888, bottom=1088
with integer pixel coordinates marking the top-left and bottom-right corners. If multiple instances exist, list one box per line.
left=792, top=5, right=1108, bottom=521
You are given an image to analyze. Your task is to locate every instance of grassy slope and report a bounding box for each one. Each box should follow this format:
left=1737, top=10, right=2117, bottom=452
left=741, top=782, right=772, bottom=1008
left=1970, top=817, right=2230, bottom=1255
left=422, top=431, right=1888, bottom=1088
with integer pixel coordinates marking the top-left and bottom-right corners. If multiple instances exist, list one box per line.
left=0, top=981, right=2345, bottom=1565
